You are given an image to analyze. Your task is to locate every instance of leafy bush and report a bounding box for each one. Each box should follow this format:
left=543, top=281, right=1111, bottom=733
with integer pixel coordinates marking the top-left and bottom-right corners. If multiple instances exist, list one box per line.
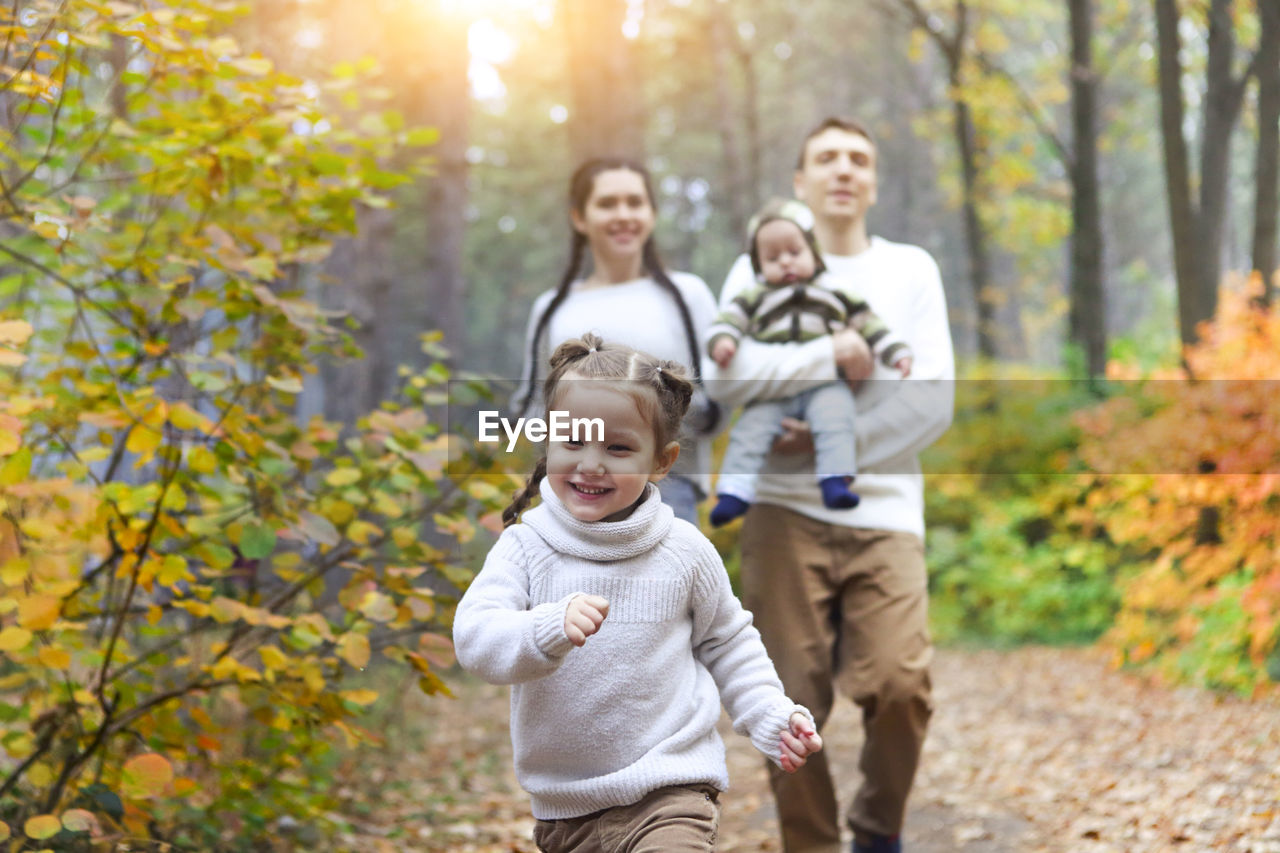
left=927, top=482, right=1125, bottom=645
left=922, top=366, right=1131, bottom=646
left=1078, top=278, right=1280, bottom=695
left=0, top=1, right=509, bottom=846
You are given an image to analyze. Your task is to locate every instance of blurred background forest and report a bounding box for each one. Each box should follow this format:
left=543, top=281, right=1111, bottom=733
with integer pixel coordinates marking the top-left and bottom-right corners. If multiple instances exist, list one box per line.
left=1, top=0, right=1278, bottom=848
left=240, top=0, right=1279, bottom=413
left=268, top=0, right=1280, bottom=704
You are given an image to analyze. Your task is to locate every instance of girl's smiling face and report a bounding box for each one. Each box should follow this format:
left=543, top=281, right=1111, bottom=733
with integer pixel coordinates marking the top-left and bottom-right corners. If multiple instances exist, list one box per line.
left=545, top=377, right=678, bottom=523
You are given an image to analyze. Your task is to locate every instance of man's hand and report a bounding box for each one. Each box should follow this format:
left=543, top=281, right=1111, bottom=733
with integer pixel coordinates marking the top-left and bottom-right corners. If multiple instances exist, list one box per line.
left=780, top=712, right=823, bottom=772
left=832, top=328, right=873, bottom=389
left=770, top=417, right=814, bottom=455
left=564, top=594, right=609, bottom=647
left=711, top=337, right=738, bottom=369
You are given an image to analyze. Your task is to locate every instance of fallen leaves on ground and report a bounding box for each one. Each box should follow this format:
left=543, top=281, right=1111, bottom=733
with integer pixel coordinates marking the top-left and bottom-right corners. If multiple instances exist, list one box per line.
left=334, top=647, right=1280, bottom=852
left=907, top=647, right=1280, bottom=852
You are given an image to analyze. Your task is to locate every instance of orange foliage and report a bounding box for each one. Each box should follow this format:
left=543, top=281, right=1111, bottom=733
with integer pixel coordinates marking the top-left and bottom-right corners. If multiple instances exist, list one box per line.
left=1081, top=277, right=1280, bottom=694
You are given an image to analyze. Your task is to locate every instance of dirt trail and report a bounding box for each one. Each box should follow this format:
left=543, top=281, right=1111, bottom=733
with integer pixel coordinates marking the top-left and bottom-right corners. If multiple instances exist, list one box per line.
left=348, top=647, right=1280, bottom=852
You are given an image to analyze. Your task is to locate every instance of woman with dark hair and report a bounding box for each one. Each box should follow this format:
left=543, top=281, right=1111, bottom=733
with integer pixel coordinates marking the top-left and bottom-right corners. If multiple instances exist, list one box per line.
left=511, top=158, right=720, bottom=523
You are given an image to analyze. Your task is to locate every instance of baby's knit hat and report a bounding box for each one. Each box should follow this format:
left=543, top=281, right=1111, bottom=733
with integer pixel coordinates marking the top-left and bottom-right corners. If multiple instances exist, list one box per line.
left=746, top=198, right=826, bottom=276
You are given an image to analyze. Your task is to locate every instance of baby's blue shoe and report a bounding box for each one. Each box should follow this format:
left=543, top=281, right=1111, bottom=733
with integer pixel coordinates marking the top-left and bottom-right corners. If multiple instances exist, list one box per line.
left=709, top=494, right=750, bottom=527
left=820, top=475, right=860, bottom=509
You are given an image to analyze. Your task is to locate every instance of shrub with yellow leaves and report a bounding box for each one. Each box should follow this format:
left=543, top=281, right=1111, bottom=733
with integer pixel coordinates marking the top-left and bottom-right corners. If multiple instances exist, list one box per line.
left=0, top=2, right=512, bottom=847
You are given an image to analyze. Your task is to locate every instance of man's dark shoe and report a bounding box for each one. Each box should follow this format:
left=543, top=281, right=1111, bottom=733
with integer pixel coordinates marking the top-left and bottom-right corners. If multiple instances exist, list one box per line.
left=853, top=834, right=901, bottom=853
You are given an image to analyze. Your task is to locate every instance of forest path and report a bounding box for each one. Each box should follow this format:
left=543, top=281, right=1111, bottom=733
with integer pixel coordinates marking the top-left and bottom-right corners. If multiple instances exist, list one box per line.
left=342, top=647, right=1280, bottom=852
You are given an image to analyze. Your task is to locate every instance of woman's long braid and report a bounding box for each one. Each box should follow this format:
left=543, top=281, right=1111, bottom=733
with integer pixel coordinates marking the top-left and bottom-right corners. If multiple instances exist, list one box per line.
left=643, top=242, right=719, bottom=434
left=515, top=231, right=587, bottom=417
left=502, top=456, right=547, bottom=529
left=642, top=241, right=704, bottom=383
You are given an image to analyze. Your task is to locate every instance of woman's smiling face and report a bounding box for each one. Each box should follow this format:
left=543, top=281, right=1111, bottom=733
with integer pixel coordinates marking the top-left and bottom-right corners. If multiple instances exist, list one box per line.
left=545, top=377, right=671, bottom=523
left=569, top=168, right=655, bottom=270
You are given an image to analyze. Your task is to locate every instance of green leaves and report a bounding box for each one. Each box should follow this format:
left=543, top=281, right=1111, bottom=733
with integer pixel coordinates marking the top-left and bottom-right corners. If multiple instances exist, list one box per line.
left=238, top=522, right=277, bottom=560
left=0, top=446, right=31, bottom=485
left=0, top=0, right=517, bottom=844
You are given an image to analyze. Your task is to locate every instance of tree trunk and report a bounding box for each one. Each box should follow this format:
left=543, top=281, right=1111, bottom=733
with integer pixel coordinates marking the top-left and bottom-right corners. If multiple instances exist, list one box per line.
left=953, top=91, right=997, bottom=359
left=953, top=36, right=997, bottom=362
left=708, top=4, right=748, bottom=241
left=1155, top=0, right=1254, bottom=345
left=1068, top=0, right=1106, bottom=377
left=108, top=35, right=130, bottom=119
left=317, top=0, right=469, bottom=423
left=739, top=46, right=763, bottom=211
left=417, top=6, right=471, bottom=364
left=1252, top=0, right=1280, bottom=303
left=319, top=208, right=397, bottom=425
left=1197, top=0, right=1248, bottom=317
left=899, top=0, right=1002, bottom=358
left=560, top=0, right=645, bottom=162
left=1153, top=0, right=1203, bottom=347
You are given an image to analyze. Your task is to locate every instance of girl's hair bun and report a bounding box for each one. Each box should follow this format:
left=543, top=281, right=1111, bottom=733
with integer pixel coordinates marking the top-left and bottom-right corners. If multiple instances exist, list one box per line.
left=547, top=331, right=605, bottom=372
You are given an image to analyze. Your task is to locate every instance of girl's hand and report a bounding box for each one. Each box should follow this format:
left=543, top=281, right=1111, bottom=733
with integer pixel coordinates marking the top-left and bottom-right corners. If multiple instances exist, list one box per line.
left=564, top=594, right=609, bottom=647
left=895, top=355, right=913, bottom=377
left=779, top=712, right=823, bottom=773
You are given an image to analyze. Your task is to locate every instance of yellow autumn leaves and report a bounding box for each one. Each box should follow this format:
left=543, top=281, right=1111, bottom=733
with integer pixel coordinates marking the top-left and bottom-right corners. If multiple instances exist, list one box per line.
left=0, top=319, right=31, bottom=369
left=0, top=752, right=171, bottom=842
left=122, top=397, right=217, bottom=468
left=0, top=0, right=509, bottom=838
left=0, top=595, right=64, bottom=654
left=0, top=320, right=32, bottom=463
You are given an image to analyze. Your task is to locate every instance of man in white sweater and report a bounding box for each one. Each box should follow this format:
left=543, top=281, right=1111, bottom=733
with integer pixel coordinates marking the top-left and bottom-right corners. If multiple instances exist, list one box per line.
left=705, top=117, right=955, bottom=853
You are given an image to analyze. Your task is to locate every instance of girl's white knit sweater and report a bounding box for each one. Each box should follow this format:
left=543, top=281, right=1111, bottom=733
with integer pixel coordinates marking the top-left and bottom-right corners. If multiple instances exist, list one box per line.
left=453, top=480, right=808, bottom=820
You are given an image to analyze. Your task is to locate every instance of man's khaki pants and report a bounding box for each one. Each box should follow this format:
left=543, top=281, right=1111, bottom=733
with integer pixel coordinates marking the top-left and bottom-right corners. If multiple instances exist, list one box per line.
left=741, top=505, right=934, bottom=852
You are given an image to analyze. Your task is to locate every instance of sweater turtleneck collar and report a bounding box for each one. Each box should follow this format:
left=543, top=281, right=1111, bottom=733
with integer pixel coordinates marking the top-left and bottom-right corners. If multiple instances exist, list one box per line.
left=522, top=478, right=674, bottom=561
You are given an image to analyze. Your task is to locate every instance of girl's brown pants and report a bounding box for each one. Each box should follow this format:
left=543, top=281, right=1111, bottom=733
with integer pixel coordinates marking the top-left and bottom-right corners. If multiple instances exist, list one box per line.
left=533, top=784, right=720, bottom=852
